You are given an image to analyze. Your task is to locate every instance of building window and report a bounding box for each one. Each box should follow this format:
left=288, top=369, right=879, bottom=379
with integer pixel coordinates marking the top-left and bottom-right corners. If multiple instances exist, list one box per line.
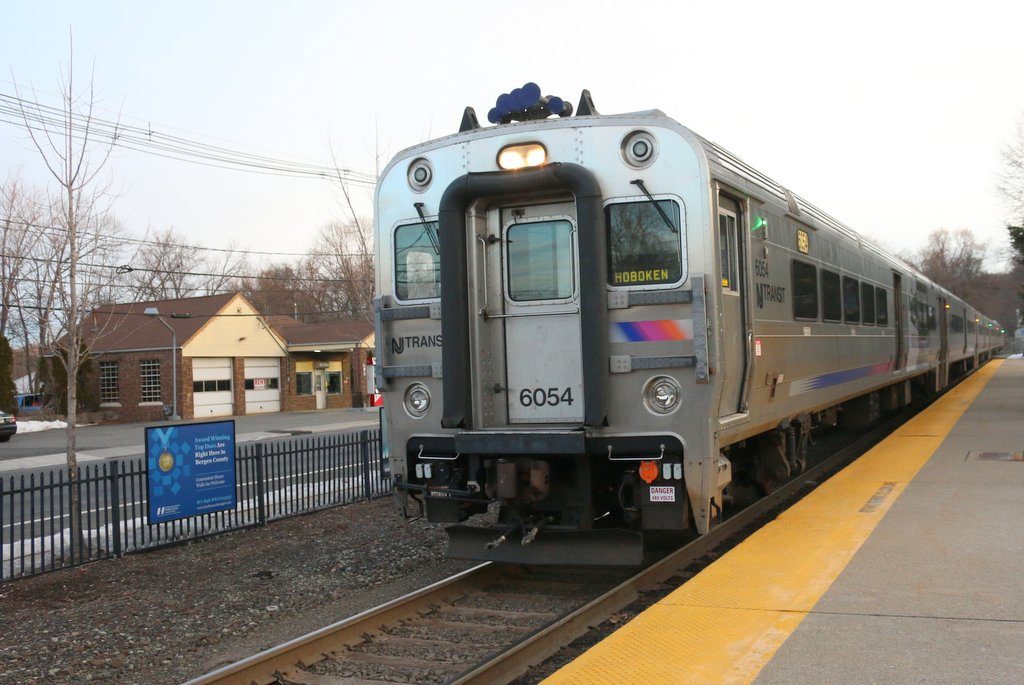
left=327, top=371, right=342, bottom=394
left=193, top=380, right=231, bottom=392
left=140, top=360, right=161, bottom=403
left=244, top=378, right=279, bottom=390
left=99, top=361, right=119, bottom=403
left=296, top=372, right=312, bottom=396
left=791, top=260, right=818, bottom=320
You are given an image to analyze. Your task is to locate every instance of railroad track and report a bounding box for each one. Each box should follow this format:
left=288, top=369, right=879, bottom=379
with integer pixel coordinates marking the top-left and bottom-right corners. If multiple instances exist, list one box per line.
left=186, top=403, right=918, bottom=685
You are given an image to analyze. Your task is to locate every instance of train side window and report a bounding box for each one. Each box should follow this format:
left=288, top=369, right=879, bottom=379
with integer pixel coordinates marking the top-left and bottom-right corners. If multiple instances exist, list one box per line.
left=394, top=221, right=441, bottom=301
left=792, top=260, right=818, bottom=319
left=861, top=283, right=876, bottom=325
left=876, top=288, right=888, bottom=325
left=842, top=276, right=860, bottom=323
left=911, top=300, right=925, bottom=334
left=718, top=209, right=738, bottom=291
left=821, top=269, right=842, bottom=321
left=606, top=199, right=684, bottom=287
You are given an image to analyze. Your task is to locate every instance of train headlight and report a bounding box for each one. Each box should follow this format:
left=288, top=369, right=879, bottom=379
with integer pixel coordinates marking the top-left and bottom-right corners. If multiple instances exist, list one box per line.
left=497, top=143, right=547, bottom=170
left=643, top=376, right=681, bottom=415
left=407, top=158, right=433, bottom=192
left=622, top=130, right=657, bottom=168
left=404, top=383, right=431, bottom=418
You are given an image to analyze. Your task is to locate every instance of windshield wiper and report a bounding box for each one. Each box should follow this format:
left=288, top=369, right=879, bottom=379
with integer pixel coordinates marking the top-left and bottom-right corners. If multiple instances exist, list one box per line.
left=630, top=179, right=678, bottom=233
left=414, top=202, right=440, bottom=255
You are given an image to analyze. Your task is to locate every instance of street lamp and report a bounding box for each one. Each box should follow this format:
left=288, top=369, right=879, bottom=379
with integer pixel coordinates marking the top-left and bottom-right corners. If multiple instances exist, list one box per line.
left=144, top=307, right=186, bottom=420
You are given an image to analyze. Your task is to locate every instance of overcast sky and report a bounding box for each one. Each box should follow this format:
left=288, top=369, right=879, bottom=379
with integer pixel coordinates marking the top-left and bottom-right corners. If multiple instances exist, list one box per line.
left=2, top=0, right=1022, bottom=270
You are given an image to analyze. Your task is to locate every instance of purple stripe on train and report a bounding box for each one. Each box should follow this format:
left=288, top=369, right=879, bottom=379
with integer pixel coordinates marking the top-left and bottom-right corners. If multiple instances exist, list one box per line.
left=788, top=361, right=893, bottom=396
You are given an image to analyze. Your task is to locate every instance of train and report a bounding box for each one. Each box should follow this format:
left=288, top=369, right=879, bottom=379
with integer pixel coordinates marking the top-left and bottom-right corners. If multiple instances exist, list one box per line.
left=372, top=84, right=1005, bottom=566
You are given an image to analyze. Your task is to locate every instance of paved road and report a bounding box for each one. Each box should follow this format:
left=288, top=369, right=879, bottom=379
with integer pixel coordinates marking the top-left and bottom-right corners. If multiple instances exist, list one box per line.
left=0, top=407, right=380, bottom=470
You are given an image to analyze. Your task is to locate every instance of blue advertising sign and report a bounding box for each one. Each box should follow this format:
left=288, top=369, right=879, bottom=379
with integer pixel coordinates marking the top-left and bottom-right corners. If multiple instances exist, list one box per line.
left=147, top=420, right=237, bottom=524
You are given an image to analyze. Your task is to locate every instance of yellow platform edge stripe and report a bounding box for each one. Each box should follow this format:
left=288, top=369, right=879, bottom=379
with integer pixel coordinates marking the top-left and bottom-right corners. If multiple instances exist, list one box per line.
left=544, top=360, right=1002, bottom=685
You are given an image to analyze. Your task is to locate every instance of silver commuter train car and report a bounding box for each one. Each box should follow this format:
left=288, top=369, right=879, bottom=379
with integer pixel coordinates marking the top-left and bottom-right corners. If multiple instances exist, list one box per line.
left=373, top=87, right=1003, bottom=565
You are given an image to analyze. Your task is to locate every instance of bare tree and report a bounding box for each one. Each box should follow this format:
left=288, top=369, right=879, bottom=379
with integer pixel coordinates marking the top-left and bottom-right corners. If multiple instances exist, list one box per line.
left=201, top=243, right=250, bottom=296
left=0, top=175, right=41, bottom=338
left=321, top=141, right=378, bottom=322
left=12, top=40, right=121, bottom=555
left=305, top=219, right=375, bottom=321
left=910, top=228, right=987, bottom=304
left=998, top=116, right=1024, bottom=307
left=998, top=115, right=1024, bottom=223
left=129, top=226, right=248, bottom=299
left=235, top=262, right=320, bottom=319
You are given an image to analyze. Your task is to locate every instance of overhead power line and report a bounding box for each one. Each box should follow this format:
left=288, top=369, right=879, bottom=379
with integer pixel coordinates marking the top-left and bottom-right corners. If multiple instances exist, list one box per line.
left=0, top=91, right=377, bottom=186
left=2, top=217, right=374, bottom=259
left=8, top=300, right=375, bottom=321
left=0, top=76, right=343, bottom=165
left=0, top=251, right=374, bottom=284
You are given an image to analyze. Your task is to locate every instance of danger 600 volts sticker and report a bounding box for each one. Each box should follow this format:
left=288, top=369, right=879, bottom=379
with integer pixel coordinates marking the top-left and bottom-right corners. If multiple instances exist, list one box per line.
left=649, top=486, right=676, bottom=503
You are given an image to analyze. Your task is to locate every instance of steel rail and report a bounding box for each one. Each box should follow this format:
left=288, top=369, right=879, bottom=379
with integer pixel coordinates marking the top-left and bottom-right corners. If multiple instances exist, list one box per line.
left=185, top=400, right=920, bottom=685
left=452, top=404, right=918, bottom=684
left=183, top=562, right=500, bottom=685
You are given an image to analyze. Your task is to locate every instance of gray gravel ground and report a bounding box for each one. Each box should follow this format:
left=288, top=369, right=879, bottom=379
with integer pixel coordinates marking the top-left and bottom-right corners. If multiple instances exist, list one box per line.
left=0, top=497, right=474, bottom=684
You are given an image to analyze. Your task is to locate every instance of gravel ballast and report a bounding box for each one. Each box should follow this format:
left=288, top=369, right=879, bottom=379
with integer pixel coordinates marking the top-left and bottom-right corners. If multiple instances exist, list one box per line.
left=0, top=497, right=474, bottom=684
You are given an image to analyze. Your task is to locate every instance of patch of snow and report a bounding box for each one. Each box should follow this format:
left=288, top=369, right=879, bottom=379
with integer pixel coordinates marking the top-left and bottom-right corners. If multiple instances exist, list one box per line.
left=15, top=420, right=68, bottom=434
left=1007, top=353, right=1023, bottom=359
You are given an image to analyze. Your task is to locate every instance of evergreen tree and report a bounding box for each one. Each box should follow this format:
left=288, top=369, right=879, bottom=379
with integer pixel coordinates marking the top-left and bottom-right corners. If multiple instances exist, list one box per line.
left=0, top=336, right=16, bottom=413
left=1008, top=225, right=1024, bottom=266
left=40, top=345, right=97, bottom=415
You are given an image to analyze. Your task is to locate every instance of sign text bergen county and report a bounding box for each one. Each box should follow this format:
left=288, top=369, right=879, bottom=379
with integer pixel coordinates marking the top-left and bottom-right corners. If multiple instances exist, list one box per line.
left=147, top=419, right=237, bottom=524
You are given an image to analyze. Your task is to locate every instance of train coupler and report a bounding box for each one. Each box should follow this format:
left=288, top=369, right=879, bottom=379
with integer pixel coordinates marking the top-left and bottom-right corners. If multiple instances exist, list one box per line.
left=485, top=532, right=508, bottom=550
left=522, top=515, right=554, bottom=546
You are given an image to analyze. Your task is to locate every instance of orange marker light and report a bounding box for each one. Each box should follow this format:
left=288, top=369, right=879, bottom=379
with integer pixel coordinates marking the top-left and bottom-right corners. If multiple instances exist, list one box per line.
left=638, top=460, right=659, bottom=484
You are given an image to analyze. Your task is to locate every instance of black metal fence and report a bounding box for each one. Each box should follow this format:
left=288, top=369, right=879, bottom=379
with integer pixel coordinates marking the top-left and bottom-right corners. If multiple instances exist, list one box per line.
left=1, top=429, right=387, bottom=582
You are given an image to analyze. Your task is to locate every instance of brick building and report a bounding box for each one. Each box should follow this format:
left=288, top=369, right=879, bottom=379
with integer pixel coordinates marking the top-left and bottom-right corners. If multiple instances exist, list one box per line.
left=265, top=316, right=374, bottom=412
left=81, top=293, right=373, bottom=422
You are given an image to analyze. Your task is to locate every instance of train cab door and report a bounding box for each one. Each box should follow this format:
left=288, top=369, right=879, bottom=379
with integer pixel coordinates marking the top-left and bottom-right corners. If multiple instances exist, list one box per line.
left=717, top=194, right=748, bottom=417
left=496, top=202, right=584, bottom=425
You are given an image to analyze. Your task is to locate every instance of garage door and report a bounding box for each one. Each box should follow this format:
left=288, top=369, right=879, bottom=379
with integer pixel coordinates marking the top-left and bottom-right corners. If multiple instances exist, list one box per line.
left=192, top=358, right=233, bottom=417
left=244, top=357, right=281, bottom=414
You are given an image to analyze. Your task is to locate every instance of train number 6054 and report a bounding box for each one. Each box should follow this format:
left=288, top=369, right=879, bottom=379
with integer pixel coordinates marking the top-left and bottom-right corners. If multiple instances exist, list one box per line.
left=519, top=387, right=574, bottom=407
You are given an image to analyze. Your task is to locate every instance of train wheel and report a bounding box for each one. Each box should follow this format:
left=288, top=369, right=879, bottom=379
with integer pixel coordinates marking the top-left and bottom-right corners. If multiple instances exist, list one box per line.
left=754, top=431, right=790, bottom=494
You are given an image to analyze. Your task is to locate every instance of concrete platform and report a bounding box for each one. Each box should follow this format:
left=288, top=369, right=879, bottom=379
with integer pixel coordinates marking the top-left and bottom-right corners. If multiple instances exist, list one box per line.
left=544, top=359, right=1023, bottom=684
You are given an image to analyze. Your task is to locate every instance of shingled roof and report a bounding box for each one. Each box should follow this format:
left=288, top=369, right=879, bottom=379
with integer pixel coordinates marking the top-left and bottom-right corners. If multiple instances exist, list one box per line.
left=265, top=316, right=373, bottom=346
left=84, top=293, right=239, bottom=352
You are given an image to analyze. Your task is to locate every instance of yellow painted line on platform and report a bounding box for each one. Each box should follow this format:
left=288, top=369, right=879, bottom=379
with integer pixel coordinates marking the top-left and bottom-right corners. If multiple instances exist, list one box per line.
left=544, top=360, right=1002, bottom=685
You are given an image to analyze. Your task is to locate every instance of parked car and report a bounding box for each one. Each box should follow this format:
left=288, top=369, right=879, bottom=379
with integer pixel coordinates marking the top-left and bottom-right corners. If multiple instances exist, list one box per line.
left=0, top=412, right=16, bottom=442
left=15, top=393, right=44, bottom=413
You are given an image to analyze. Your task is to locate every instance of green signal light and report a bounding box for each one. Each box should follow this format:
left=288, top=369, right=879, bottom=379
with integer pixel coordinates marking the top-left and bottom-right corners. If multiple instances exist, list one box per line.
left=752, top=216, right=768, bottom=233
